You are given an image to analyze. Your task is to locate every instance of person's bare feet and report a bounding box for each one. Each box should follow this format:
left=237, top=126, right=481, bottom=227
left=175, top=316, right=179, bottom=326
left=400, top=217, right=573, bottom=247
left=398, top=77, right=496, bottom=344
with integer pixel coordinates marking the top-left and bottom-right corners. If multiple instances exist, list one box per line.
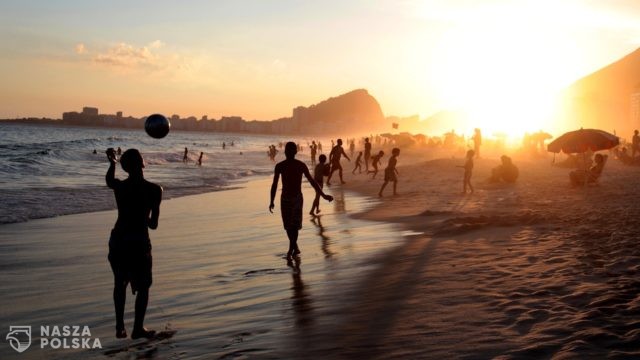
left=131, top=328, right=155, bottom=339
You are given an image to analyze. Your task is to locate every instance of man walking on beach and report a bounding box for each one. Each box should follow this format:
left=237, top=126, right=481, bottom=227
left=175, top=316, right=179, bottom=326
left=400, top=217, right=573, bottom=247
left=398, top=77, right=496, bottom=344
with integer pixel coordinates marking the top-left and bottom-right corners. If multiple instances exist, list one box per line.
left=364, top=137, right=372, bottom=172
left=326, top=138, right=351, bottom=185
left=106, top=148, right=162, bottom=339
left=270, top=142, right=333, bottom=258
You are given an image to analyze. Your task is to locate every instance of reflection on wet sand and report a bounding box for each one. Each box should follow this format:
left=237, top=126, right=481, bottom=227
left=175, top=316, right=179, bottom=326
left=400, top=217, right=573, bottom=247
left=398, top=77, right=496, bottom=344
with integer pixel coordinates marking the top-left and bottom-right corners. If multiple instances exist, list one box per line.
left=311, top=216, right=334, bottom=258
left=287, top=256, right=313, bottom=330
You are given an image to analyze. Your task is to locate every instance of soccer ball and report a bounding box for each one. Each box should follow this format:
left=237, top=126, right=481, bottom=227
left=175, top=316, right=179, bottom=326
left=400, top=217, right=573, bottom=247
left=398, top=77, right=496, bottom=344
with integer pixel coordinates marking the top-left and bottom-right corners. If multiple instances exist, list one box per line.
left=144, top=114, right=171, bottom=139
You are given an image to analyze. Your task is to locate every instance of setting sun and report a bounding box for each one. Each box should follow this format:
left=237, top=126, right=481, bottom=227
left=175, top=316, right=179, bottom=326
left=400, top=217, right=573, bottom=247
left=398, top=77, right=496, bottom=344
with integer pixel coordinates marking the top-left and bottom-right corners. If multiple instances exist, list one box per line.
left=421, top=2, right=587, bottom=138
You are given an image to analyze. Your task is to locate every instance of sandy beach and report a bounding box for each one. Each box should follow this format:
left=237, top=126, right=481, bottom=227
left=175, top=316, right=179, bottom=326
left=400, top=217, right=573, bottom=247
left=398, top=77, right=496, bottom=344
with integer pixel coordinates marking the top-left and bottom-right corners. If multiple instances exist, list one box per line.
left=2, top=150, right=640, bottom=359
left=317, top=151, right=640, bottom=359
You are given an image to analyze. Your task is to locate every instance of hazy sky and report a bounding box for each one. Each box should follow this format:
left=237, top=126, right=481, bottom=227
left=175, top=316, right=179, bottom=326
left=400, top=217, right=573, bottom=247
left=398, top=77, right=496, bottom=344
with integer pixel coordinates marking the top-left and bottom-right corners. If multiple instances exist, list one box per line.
left=1, top=0, right=640, bottom=122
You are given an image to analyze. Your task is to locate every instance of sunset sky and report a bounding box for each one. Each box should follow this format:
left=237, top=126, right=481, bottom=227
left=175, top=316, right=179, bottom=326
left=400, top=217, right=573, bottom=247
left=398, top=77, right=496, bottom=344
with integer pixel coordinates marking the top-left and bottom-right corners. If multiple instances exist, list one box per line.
left=2, top=0, right=640, bottom=131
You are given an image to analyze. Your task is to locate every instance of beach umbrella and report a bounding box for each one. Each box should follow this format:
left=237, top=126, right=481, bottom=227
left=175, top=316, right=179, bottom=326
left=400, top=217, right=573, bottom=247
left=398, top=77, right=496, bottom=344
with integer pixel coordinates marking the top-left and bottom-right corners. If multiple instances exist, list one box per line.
left=547, top=128, right=619, bottom=154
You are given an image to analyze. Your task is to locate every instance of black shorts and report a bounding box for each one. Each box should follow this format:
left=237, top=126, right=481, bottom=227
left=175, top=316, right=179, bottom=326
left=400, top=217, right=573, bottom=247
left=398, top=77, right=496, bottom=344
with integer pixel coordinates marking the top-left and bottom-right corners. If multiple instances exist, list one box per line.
left=384, top=168, right=397, bottom=182
left=281, top=193, right=303, bottom=230
left=108, top=231, right=152, bottom=292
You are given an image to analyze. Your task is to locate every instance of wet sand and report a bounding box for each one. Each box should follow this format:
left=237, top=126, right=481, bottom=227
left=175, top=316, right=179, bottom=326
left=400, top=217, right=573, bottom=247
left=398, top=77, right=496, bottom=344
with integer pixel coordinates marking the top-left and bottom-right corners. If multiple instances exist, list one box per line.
left=3, top=154, right=640, bottom=359
left=0, top=177, right=403, bottom=359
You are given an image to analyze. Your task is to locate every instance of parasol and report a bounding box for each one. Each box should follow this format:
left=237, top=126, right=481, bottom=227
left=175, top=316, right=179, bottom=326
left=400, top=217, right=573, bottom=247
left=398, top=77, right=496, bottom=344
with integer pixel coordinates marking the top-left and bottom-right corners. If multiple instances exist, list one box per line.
left=547, top=128, right=618, bottom=154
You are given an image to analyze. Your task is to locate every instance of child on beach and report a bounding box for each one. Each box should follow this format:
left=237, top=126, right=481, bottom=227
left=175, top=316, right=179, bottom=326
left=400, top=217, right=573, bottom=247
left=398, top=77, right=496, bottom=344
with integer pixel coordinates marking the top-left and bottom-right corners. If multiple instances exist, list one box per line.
left=270, top=142, right=333, bottom=258
left=368, top=150, right=384, bottom=178
left=106, top=148, right=162, bottom=339
left=378, top=148, right=399, bottom=197
left=352, top=152, right=363, bottom=174
left=458, top=149, right=475, bottom=194
left=310, top=154, right=329, bottom=215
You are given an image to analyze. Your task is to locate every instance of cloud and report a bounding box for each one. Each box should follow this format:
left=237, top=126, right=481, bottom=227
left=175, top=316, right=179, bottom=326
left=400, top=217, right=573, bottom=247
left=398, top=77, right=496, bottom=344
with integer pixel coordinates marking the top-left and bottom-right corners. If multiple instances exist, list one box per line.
left=92, top=42, right=160, bottom=69
left=75, top=43, right=86, bottom=54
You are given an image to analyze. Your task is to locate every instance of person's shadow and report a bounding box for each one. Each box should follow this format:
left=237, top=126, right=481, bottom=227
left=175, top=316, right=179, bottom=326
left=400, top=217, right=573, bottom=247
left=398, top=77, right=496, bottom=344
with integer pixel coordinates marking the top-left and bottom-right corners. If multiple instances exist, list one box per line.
left=310, top=216, right=334, bottom=259
left=286, top=256, right=313, bottom=329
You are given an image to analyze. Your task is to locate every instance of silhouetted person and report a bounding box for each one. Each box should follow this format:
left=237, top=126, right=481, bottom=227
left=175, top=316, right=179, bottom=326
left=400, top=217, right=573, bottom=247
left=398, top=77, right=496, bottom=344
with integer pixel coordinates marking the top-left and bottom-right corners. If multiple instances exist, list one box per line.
left=93, top=149, right=97, bottom=154
left=310, top=141, right=317, bottom=167
left=364, top=138, right=372, bottom=171
left=270, top=142, right=333, bottom=258
left=197, top=152, right=204, bottom=166
left=117, top=147, right=122, bottom=156
left=310, top=154, right=329, bottom=215
left=222, top=142, right=226, bottom=150
left=472, top=129, right=482, bottom=159
left=378, top=148, right=400, bottom=197
left=349, top=140, right=355, bottom=158
left=458, top=149, right=475, bottom=194
left=352, top=151, right=363, bottom=174
left=326, top=139, right=350, bottom=185
left=490, top=155, right=519, bottom=183
left=183, top=147, right=189, bottom=163
left=632, top=130, right=640, bottom=158
left=368, top=150, right=384, bottom=178
left=106, top=148, right=162, bottom=340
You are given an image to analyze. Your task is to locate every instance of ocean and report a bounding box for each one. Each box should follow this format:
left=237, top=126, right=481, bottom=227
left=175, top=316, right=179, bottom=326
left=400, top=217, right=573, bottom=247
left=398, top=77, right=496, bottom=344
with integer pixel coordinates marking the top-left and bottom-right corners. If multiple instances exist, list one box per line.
left=0, top=123, right=317, bottom=224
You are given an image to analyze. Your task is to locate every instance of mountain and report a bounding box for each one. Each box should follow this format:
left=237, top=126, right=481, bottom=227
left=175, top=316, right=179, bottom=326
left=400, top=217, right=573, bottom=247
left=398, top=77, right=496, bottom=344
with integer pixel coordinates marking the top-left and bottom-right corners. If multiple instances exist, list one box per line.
left=288, top=89, right=387, bottom=135
left=564, top=47, right=640, bottom=136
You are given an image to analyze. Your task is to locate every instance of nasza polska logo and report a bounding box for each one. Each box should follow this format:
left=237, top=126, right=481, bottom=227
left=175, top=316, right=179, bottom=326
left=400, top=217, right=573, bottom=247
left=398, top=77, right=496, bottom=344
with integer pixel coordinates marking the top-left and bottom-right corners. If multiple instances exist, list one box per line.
left=7, top=325, right=101, bottom=353
left=6, top=326, right=31, bottom=353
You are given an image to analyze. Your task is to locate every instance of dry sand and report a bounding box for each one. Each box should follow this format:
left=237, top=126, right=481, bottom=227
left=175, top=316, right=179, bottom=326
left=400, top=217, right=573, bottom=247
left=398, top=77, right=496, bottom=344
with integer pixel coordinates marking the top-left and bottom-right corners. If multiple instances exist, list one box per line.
left=306, top=151, right=640, bottom=359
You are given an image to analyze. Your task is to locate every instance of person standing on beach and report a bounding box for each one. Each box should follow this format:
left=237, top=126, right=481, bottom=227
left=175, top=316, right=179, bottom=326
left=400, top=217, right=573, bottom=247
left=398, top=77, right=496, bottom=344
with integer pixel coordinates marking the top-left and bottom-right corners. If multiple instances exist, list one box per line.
left=368, top=150, right=384, bottom=179
left=106, top=148, right=162, bottom=339
left=458, top=149, right=475, bottom=194
left=310, top=154, right=329, bottom=215
left=326, top=139, right=351, bottom=185
left=352, top=151, right=363, bottom=174
left=472, top=129, right=482, bottom=159
left=378, top=148, right=400, bottom=197
left=270, top=142, right=333, bottom=258
left=364, top=137, right=372, bottom=172
left=310, top=141, right=317, bottom=167
left=632, top=130, right=640, bottom=159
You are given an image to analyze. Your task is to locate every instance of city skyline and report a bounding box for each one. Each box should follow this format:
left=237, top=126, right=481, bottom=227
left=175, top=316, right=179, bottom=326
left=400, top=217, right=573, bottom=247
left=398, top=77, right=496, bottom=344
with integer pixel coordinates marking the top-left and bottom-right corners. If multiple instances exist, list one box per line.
left=2, top=1, right=640, bottom=135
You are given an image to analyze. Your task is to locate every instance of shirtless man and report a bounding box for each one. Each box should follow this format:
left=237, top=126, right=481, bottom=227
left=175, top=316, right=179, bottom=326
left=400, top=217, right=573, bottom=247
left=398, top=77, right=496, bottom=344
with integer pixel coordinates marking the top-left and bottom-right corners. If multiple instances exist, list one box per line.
left=106, top=148, right=162, bottom=339
left=326, top=138, right=351, bottom=185
left=269, top=142, right=333, bottom=258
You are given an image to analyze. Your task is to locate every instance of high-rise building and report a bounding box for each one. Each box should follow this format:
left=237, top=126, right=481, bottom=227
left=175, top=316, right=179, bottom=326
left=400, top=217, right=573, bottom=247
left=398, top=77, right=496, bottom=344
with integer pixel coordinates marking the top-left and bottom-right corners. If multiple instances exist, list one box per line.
left=82, top=107, right=99, bottom=116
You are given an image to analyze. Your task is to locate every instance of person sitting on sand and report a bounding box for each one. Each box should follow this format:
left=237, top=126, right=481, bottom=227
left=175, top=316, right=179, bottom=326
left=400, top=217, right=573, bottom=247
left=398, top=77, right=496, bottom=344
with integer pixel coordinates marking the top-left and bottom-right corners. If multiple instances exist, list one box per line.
left=378, top=148, right=400, bottom=197
left=270, top=142, right=333, bottom=258
left=458, top=149, right=475, bottom=194
left=106, top=148, right=162, bottom=340
left=326, top=139, right=351, bottom=185
left=310, top=154, right=330, bottom=215
left=490, top=155, right=519, bottom=183
left=368, top=150, right=384, bottom=179
left=615, top=147, right=634, bottom=165
left=569, top=153, right=608, bottom=187
left=352, top=151, right=363, bottom=174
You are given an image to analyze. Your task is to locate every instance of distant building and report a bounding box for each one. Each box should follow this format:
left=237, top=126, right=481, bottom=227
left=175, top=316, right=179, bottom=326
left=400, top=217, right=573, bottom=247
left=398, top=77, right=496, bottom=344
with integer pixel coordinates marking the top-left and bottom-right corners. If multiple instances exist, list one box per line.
left=82, top=107, right=98, bottom=116
left=116, top=111, right=123, bottom=118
